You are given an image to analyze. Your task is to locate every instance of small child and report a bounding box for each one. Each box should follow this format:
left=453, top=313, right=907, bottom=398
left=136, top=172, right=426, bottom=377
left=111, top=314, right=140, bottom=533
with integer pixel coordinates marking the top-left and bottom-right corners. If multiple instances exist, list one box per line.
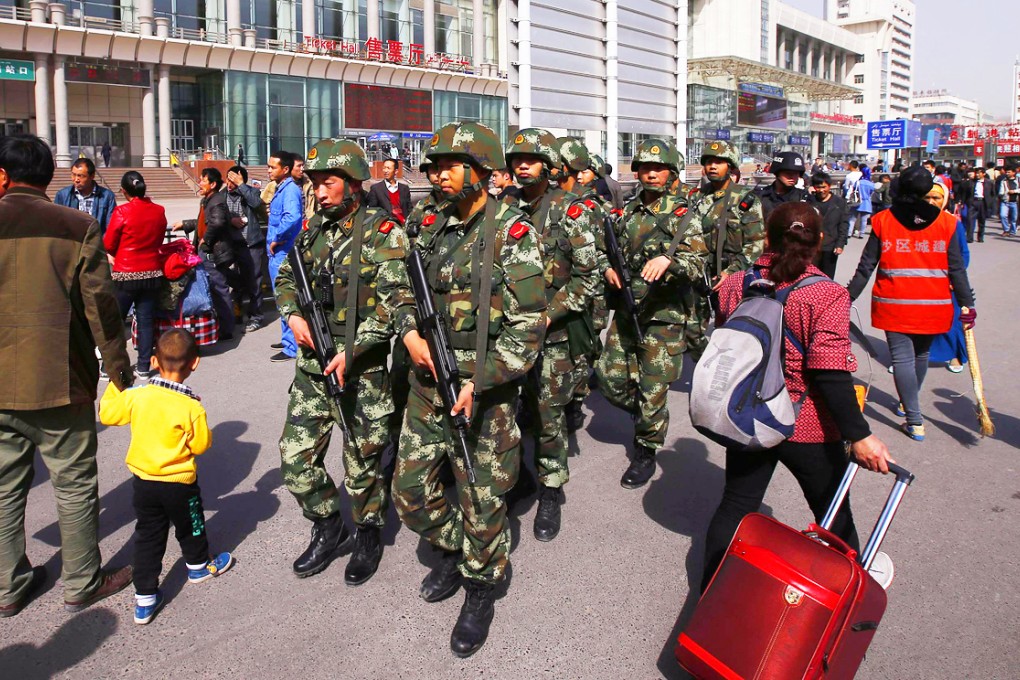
left=99, top=328, right=233, bottom=625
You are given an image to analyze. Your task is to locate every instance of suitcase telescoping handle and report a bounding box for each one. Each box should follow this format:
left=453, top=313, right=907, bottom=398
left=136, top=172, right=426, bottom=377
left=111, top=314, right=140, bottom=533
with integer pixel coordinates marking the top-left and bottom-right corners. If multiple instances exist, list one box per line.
left=820, top=461, right=915, bottom=570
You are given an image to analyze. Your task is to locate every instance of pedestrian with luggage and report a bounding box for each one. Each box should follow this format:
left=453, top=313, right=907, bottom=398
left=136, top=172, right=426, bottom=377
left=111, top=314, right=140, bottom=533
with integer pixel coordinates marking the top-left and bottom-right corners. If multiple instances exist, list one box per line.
left=701, top=201, right=895, bottom=593
left=848, top=166, right=976, bottom=441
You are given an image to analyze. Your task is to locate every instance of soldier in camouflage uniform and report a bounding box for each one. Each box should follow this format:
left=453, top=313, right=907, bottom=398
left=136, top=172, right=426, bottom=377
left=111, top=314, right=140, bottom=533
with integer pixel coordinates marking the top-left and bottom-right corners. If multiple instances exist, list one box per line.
left=556, top=138, right=609, bottom=434
left=392, top=122, right=546, bottom=658
left=595, top=139, right=708, bottom=489
left=505, top=129, right=600, bottom=542
left=683, top=140, right=765, bottom=360
left=390, top=156, right=445, bottom=443
left=275, top=138, right=411, bottom=585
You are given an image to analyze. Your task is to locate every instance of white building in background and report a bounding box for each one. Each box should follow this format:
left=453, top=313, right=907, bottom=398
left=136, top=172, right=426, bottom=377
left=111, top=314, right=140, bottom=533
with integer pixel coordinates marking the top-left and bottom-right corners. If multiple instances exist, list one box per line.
left=911, top=90, right=982, bottom=127
left=825, top=0, right=915, bottom=124
left=1012, top=58, right=1020, bottom=124
left=507, top=0, right=689, bottom=176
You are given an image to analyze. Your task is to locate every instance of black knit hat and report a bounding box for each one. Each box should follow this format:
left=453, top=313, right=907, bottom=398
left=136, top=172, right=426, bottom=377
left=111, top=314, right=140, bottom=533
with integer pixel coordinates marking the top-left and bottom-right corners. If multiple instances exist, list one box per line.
left=897, top=165, right=934, bottom=200
left=890, top=165, right=940, bottom=228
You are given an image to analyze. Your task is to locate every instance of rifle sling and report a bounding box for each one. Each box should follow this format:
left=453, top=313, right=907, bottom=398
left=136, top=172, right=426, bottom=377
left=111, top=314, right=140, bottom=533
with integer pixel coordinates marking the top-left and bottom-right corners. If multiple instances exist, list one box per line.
left=472, top=197, right=499, bottom=418
left=342, top=206, right=366, bottom=379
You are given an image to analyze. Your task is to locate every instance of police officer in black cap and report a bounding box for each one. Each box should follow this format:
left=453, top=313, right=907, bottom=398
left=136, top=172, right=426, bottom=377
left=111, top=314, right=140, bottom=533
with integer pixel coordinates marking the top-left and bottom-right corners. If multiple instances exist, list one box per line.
left=756, top=151, right=809, bottom=219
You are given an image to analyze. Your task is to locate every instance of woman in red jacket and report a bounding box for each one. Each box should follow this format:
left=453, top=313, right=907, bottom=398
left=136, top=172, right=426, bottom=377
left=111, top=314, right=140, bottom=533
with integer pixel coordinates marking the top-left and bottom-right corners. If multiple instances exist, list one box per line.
left=104, top=172, right=167, bottom=379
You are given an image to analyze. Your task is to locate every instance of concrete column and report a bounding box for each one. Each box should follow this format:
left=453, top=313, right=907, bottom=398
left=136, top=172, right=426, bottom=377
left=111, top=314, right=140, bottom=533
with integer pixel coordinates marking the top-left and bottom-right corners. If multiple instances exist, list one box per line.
left=792, top=38, right=800, bottom=74
left=244, top=28, right=257, bottom=47
left=302, top=0, right=315, bottom=40
left=806, top=41, right=814, bottom=77
left=517, top=0, right=533, bottom=129
left=142, top=69, right=158, bottom=167
left=777, top=29, right=786, bottom=69
left=29, top=0, right=47, bottom=22
left=367, top=0, right=380, bottom=38
left=34, top=55, right=51, bottom=144
left=227, top=0, right=242, bottom=45
left=155, top=16, right=170, bottom=38
left=48, top=2, right=65, bottom=24
left=472, top=0, right=484, bottom=67
left=158, top=65, right=172, bottom=167
left=137, top=0, right=153, bottom=35
left=675, top=0, right=688, bottom=181
left=423, top=0, right=435, bottom=54
left=53, top=55, right=71, bottom=167
left=495, top=0, right=507, bottom=74
left=605, top=0, right=618, bottom=175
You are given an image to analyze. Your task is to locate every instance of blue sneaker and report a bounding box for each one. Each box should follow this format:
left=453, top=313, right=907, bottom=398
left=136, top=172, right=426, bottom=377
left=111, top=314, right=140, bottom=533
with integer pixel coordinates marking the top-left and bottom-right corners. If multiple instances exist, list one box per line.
left=187, top=552, right=235, bottom=584
left=134, top=590, right=164, bottom=625
left=901, top=423, right=925, bottom=441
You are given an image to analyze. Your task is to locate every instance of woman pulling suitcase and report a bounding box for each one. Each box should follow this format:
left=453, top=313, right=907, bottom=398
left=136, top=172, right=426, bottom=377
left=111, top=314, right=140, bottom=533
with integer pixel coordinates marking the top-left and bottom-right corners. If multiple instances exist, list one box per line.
left=700, top=202, right=896, bottom=592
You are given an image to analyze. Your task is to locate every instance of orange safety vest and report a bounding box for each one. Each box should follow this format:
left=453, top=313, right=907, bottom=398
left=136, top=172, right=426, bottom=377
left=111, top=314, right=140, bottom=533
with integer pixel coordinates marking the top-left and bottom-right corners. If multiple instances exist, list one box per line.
left=870, top=209, right=956, bottom=334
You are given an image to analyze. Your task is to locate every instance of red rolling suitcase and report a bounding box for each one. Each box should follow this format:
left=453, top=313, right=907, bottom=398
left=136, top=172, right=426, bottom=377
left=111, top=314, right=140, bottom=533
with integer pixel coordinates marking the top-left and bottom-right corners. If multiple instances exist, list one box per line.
left=676, top=462, right=914, bottom=679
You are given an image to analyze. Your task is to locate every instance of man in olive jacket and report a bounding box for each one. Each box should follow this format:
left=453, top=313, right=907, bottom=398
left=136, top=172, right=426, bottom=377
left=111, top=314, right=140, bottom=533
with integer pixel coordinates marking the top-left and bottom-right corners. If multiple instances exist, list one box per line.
left=0, top=135, right=134, bottom=618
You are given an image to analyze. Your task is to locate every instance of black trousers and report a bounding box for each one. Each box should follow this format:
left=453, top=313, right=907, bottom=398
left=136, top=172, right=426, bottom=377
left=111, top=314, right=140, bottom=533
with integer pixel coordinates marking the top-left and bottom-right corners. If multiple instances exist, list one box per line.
left=701, top=440, right=859, bottom=592
left=816, top=251, right=840, bottom=279
left=966, top=202, right=987, bottom=242
left=132, top=476, right=209, bottom=595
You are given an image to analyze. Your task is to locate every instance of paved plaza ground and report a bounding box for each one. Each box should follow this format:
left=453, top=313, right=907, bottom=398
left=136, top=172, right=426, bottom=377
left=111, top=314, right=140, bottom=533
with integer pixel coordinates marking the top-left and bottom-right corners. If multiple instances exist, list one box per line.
left=1, top=211, right=1018, bottom=679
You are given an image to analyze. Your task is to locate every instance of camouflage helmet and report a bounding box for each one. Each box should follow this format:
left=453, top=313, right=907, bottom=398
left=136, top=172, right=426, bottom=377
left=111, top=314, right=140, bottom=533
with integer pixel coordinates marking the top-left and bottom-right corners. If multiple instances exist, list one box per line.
left=556, top=136, right=591, bottom=173
left=505, top=128, right=562, bottom=170
left=631, top=138, right=683, bottom=174
left=305, top=138, right=371, bottom=181
left=425, top=121, right=504, bottom=171
left=589, top=154, right=606, bottom=178
left=700, top=139, right=740, bottom=168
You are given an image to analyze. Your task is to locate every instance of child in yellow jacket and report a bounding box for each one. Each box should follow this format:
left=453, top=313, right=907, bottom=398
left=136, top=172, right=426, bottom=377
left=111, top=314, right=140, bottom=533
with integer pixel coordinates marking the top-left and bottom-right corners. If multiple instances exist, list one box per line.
left=100, top=329, right=233, bottom=625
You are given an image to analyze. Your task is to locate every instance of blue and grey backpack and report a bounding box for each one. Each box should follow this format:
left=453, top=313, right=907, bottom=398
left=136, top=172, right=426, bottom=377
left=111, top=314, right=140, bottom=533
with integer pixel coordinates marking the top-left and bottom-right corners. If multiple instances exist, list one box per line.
left=689, top=269, right=826, bottom=451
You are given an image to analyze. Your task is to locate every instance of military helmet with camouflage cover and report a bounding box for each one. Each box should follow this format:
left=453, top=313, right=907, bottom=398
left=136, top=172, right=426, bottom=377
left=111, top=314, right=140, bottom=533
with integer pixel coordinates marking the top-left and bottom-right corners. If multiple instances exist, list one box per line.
left=700, top=139, right=740, bottom=168
left=589, top=154, right=606, bottom=178
left=630, top=138, right=683, bottom=174
left=305, top=138, right=371, bottom=181
left=556, top=136, right=591, bottom=173
left=425, top=121, right=504, bottom=172
left=505, top=128, right=562, bottom=170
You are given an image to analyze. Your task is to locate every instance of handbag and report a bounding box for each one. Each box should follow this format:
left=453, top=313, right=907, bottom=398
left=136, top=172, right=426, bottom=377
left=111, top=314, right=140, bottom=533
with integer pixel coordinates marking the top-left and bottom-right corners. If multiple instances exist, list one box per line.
left=159, top=238, right=202, bottom=280
left=180, top=265, right=215, bottom=317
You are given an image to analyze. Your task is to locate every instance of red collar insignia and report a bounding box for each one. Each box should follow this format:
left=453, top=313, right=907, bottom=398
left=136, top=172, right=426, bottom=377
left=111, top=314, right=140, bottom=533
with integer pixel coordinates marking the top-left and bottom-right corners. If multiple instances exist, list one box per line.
left=422, top=214, right=437, bottom=226
left=509, top=222, right=529, bottom=240
left=379, top=220, right=396, bottom=234
left=567, top=204, right=584, bottom=219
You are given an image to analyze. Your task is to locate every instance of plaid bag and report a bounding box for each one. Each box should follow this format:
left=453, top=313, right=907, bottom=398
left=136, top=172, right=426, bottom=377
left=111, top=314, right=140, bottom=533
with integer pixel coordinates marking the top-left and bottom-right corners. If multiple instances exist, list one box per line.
left=132, top=311, right=220, bottom=349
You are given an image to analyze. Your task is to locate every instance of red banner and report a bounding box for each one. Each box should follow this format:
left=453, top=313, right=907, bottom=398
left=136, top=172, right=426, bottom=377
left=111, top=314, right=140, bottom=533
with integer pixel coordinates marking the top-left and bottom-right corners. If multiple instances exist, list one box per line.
left=996, top=140, right=1020, bottom=157
left=973, top=140, right=984, bottom=156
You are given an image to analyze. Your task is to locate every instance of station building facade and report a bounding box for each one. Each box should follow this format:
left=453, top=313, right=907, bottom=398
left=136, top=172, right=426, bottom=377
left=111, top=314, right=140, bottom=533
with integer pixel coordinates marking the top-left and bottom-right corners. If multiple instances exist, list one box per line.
left=0, top=0, right=508, bottom=167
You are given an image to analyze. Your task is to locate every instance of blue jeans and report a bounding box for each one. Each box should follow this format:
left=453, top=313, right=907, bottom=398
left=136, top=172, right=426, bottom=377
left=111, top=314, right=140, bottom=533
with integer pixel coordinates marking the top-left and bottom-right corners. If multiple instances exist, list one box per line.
left=1000, top=202, right=1018, bottom=234
left=885, top=331, right=935, bottom=426
left=849, top=211, right=870, bottom=236
left=116, top=286, right=158, bottom=371
left=268, top=248, right=297, bottom=357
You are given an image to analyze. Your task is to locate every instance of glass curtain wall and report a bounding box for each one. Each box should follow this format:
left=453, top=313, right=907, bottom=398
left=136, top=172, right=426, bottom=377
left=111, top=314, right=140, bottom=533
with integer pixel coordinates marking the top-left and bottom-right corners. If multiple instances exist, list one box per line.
left=433, top=91, right=507, bottom=141
left=221, top=72, right=341, bottom=164
left=242, top=0, right=301, bottom=42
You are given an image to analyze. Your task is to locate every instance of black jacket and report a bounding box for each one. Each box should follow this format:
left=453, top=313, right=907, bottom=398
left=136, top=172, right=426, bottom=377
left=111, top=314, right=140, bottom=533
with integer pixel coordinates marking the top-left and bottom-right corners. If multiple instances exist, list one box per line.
left=365, top=180, right=413, bottom=221
left=754, top=182, right=809, bottom=220
left=968, top=178, right=997, bottom=212
left=182, top=190, right=245, bottom=265
left=811, top=193, right=849, bottom=251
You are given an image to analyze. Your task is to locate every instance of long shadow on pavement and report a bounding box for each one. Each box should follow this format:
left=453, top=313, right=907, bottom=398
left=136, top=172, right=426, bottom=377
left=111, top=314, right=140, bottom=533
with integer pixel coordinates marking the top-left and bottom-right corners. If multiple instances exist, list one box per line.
left=0, top=608, right=118, bottom=678
left=644, top=438, right=773, bottom=679
left=931, top=387, right=1013, bottom=448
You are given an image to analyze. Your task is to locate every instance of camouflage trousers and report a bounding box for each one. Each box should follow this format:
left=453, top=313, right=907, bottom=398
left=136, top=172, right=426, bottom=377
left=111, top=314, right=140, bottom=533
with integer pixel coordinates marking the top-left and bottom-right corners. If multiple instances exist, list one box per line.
left=522, top=341, right=585, bottom=488
left=390, top=339, right=412, bottom=437
left=684, top=293, right=712, bottom=363
left=571, top=302, right=608, bottom=407
left=279, top=364, right=394, bottom=526
left=393, top=378, right=520, bottom=584
left=595, top=318, right=685, bottom=451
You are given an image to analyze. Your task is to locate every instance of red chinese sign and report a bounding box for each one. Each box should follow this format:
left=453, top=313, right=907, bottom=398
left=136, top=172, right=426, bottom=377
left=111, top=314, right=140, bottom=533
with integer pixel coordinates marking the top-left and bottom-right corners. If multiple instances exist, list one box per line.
left=810, top=112, right=862, bottom=127
left=973, top=140, right=984, bottom=156
left=302, top=36, right=472, bottom=73
left=996, top=140, right=1020, bottom=157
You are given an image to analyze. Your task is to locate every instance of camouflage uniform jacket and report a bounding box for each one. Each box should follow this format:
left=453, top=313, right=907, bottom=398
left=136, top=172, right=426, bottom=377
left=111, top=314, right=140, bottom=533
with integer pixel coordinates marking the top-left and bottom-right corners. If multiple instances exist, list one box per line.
left=576, top=184, right=611, bottom=277
left=614, top=191, right=709, bottom=325
left=275, top=205, right=411, bottom=375
left=398, top=197, right=546, bottom=391
left=511, top=186, right=599, bottom=344
left=404, top=192, right=441, bottom=245
left=689, top=182, right=765, bottom=278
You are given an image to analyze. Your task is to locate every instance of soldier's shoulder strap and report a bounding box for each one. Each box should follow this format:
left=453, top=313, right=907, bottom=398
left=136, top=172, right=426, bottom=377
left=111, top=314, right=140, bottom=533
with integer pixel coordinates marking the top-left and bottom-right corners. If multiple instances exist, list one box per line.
left=660, top=201, right=698, bottom=260
left=342, top=205, right=368, bottom=377
left=471, top=196, right=501, bottom=411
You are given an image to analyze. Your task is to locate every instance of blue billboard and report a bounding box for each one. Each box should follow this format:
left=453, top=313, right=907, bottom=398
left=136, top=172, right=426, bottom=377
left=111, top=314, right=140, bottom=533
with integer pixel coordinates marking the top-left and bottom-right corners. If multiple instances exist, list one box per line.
left=867, top=120, right=922, bottom=149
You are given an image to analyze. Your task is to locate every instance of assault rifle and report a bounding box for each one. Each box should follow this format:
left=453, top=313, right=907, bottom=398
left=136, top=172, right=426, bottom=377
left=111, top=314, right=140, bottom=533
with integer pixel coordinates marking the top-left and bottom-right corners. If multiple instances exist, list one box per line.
left=603, top=213, right=646, bottom=343
left=287, top=247, right=354, bottom=445
left=406, top=248, right=477, bottom=484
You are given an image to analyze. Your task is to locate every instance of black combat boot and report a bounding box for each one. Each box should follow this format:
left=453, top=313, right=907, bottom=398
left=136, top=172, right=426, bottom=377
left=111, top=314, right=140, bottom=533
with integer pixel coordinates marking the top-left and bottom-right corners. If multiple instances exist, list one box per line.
left=565, top=400, right=585, bottom=433
left=620, top=445, right=657, bottom=489
left=420, top=549, right=463, bottom=603
left=344, top=525, right=383, bottom=586
left=292, top=513, right=350, bottom=578
left=533, top=484, right=563, bottom=542
left=450, top=580, right=496, bottom=658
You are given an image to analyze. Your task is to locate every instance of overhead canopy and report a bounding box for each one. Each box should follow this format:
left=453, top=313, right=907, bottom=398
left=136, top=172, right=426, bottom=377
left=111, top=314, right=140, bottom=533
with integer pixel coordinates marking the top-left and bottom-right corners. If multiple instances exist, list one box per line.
left=688, top=56, right=860, bottom=101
